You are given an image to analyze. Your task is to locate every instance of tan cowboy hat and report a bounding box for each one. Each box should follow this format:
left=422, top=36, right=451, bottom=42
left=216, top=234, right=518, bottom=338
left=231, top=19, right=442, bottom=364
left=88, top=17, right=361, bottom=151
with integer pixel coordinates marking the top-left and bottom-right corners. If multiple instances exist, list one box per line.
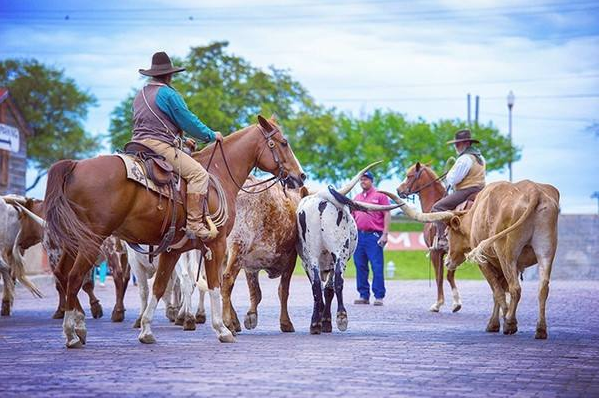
left=447, top=129, right=480, bottom=145
left=139, top=51, right=185, bottom=77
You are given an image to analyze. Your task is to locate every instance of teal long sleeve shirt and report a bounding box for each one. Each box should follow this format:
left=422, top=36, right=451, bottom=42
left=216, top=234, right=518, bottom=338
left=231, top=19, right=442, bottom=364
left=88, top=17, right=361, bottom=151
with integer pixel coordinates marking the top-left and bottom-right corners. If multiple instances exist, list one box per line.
left=154, top=85, right=216, bottom=143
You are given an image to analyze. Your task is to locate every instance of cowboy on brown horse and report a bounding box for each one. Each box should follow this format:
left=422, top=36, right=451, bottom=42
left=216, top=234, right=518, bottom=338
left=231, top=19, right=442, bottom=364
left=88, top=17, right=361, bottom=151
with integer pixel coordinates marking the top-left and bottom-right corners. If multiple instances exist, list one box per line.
left=134, top=51, right=224, bottom=240
left=432, top=129, right=486, bottom=250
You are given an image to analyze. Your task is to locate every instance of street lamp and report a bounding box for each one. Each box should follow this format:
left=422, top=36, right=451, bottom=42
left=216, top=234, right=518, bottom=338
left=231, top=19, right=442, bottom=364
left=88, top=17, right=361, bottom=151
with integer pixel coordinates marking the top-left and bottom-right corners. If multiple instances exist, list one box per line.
left=592, top=191, right=599, bottom=214
left=507, top=90, right=515, bottom=182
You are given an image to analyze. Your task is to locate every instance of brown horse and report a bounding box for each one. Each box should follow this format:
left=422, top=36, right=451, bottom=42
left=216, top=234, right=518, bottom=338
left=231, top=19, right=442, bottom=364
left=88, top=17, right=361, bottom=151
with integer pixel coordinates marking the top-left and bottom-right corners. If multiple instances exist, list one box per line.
left=44, top=116, right=305, bottom=348
left=396, top=162, right=463, bottom=313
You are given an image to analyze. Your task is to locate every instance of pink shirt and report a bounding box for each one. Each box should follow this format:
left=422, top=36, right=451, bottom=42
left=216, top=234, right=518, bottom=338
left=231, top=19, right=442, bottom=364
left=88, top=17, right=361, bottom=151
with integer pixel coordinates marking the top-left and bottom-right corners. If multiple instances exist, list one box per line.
left=352, top=187, right=390, bottom=232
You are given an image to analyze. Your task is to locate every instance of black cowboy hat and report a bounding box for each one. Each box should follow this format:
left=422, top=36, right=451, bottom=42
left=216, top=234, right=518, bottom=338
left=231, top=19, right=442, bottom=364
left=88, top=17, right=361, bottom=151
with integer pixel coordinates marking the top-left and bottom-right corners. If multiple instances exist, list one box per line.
left=139, top=51, right=185, bottom=77
left=447, top=129, right=480, bottom=145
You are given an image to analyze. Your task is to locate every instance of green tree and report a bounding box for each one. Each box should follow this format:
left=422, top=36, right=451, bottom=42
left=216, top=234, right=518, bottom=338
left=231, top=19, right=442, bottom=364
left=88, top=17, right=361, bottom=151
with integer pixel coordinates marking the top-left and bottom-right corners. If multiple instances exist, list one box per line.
left=0, top=59, right=100, bottom=191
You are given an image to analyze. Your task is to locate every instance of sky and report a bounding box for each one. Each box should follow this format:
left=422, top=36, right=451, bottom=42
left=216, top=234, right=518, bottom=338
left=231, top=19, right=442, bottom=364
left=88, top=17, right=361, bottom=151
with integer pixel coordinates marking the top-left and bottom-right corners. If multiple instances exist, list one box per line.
left=1, top=0, right=598, bottom=213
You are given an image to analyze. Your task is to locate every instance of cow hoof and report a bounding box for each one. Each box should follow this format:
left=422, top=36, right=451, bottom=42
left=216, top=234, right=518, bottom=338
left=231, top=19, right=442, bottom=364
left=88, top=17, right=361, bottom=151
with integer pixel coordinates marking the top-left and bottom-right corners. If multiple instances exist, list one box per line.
left=280, top=321, right=295, bottom=333
left=111, top=309, right=125, bottom=323
left=452, top=304, right=462, bottom=313
left=503, top=320, right=518, bottom=335
left=65, top=337, right=83, bottom=349
left=1, top=300, right=10, bottom=316
left=183, top=316, right=196, bottom=331
left=133, top=318, right=141, bottom=329
left=321, top=318, right=332, bottom=333
left=486, top=322, right=500, bottom=333
left=138, top=333, right=156, bottom=344
left=244, top=312, right=258, bottom=330
left=535, top=328, right=548, bottom=340
left=52, top=309, right=65, bottom=319
left=336, top=311, right=348, bottom=332
left=310, top=323, right=322, bottom=335
left=195, top=312, right=206, bottom=324
left=218, top=332, right=236, bottom=343
left=90, top=302, right=103, bottom=319
left=175, top=316, right=185, bottom=326
left=75, top=329, right=87, bottom=345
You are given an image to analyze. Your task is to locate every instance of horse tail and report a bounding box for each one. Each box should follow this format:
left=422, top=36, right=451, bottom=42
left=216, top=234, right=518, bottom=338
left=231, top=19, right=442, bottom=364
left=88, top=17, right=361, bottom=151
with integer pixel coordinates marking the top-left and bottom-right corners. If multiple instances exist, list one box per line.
left=45, top=160, right=104, bottom=260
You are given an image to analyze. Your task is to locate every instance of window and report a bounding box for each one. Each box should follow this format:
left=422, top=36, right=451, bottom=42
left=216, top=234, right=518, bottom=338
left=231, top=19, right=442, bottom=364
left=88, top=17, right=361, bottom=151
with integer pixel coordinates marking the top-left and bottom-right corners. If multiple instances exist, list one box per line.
left=0, top=149, right=9, bottom=187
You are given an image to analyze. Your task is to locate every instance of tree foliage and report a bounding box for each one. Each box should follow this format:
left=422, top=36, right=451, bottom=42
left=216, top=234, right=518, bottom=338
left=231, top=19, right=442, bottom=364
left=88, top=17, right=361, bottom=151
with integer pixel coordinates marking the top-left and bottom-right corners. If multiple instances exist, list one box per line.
left=0, top=59, right=100, bottom=191
left=108, top=42, right=519, bottom=185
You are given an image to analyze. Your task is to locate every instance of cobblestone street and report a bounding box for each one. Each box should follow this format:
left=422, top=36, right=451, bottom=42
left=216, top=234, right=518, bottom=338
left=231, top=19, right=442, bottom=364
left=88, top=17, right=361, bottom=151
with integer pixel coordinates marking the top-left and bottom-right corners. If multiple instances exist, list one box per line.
left=1, top=276, right=598, bottom=397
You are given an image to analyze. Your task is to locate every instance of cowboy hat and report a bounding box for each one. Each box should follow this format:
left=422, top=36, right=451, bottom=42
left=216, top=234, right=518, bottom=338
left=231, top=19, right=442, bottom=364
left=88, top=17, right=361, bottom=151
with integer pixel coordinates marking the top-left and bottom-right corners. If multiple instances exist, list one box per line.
left=139, top=51, right=185, bottom=77
left=447, top=129, right=480, bottom=145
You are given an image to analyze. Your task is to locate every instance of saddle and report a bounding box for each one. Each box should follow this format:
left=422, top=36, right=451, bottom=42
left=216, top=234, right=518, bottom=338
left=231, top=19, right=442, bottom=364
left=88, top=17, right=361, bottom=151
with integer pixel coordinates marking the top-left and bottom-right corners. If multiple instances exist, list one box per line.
left=123, top=141, right=175, bottom=187
left=455, top=190, right=480, bottom=212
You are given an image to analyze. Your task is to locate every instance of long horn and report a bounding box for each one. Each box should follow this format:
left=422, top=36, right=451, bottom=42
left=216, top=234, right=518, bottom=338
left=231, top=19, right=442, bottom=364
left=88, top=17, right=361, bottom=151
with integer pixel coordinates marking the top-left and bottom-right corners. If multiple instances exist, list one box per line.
left=337, top=160, right=383, bottom=196
left=14, top=203, right=47, bottom=227
left=2, top=194, right=28, bottom=205
left=352, top=200, right=402, bottom=212
left=379, top=191, right=454, bottom=222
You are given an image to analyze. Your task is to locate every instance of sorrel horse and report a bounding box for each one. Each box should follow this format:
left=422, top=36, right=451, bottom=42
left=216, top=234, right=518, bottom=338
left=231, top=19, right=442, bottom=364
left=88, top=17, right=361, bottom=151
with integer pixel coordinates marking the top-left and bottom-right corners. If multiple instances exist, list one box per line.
left=44, top=116, right=306, bottom=348
left=396, top=162, right=463, bottom=313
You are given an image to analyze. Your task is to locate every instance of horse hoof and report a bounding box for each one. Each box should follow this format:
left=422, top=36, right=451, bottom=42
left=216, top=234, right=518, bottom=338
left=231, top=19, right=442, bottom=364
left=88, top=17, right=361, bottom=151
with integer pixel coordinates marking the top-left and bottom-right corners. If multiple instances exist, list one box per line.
left=52, top=309, right=65, bottom=319
left=452, top=304, right=462, bottom=313
left=218, top=332, right=236, bottom=343
left=503, top=320, right=518, bottom=335
left=429, top=303, right=442, bottom=312
left=175, top=316, right=185, bottom=326
left=166, top=308, right=177, bottom=322
left=195, top=313, right=206, bottom=324
left=139, top=333, right=156, bottom=344
left=336, top=312, right=348, bottom=332
left=133, top=318, right=141, bottom=329
left=535, top=328, right=548, bottom=340
left=244, top=312, right=258, bottom=330
left=183, top=317, right=196, bottom=331
left=111, top=309, right=125, bottom=323
left=486, top=323, right=500, bottom=333
left=65, top=338, right=83, bottom=349
left=75, top=329, right=87, bottom=345
left=1, top=300, right=10, bottom=316
left=280, top=321, right=295, bottom=333
left=321, top=318, right=332, bottom=333
left=310, top=323, right=322, bottom=335
left=90, top=302, right=103, bottom=319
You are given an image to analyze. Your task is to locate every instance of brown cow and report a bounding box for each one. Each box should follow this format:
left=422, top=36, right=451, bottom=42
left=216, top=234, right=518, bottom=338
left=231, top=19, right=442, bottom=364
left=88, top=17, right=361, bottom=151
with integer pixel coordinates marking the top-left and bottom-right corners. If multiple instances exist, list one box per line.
left=221, top=176, right=307, bottom=334
left=441, top=180, right=560, bottom=339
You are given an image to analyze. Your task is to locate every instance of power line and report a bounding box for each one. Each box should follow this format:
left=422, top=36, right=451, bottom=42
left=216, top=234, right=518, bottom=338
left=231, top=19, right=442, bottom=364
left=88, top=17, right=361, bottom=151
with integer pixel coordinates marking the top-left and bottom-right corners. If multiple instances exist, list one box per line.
left=321, top=94, right=599, bottom=102
left=484, top=111, right=595, bottom=122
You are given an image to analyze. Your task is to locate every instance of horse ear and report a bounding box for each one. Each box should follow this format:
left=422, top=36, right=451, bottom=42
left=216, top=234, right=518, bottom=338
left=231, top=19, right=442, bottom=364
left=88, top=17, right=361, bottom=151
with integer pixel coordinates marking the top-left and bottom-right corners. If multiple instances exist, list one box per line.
left=415, top=162, right=421, bottom=171
left=257, top=115, right=272, bottom=130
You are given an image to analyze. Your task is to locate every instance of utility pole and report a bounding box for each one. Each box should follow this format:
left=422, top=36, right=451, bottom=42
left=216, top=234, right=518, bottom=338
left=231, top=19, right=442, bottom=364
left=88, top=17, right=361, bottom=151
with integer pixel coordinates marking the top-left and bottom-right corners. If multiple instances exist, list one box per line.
left=467, top=93, right=471, bottom=126
left=474, top=95, right=480, bottom=126
left=507, top=90, right=515, bottom=182
left=592, top=191, right=599, bottom=214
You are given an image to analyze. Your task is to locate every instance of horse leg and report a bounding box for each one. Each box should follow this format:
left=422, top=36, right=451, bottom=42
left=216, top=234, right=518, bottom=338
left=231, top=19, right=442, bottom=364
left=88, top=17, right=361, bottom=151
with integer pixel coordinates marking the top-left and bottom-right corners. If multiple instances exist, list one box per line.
left=51, top=277, right=65, bottom=319
left=278, top=265, right=295, bottom=333
left=195, top=288, right=206, bottom=324
left=174, top=258, right=196, bottom=331
left=334, top=259, right=348, bottom=332
left=322, top=272, right=334, bottom=333
left=63, top=249, right=99, bottom=349
left=204, top=239, right=235, bottom=343
left=110, top=251, right=128, bottom=322
left=309, top=265, right=324, bottom=335
left=139, top=251, right=180, bottom=344
left=244, top=271, right=262, bottom=331
left=132, top=265, right=149, bottom=329
left=429, top=250, right=445, bottom=312
left=166, top=275, right=180, bottom=322
left=222, top=244, right=242, bottom=333
left=82, top=269, right=103, bottom=319
left=446, top=251, right=462, bottom=313
left=0, top=260, right=14, bottom=316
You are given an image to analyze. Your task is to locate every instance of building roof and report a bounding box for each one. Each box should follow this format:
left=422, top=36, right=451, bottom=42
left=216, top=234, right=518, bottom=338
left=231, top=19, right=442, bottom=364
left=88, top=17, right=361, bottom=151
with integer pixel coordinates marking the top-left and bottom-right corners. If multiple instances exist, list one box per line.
left=0, top=87, right=33, bottom=137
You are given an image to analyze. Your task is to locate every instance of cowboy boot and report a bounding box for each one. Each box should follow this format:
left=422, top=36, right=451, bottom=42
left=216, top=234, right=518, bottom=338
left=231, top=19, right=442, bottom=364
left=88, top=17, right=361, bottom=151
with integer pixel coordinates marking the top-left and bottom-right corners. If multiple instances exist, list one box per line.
left=186, top=193, right=218, bottom=240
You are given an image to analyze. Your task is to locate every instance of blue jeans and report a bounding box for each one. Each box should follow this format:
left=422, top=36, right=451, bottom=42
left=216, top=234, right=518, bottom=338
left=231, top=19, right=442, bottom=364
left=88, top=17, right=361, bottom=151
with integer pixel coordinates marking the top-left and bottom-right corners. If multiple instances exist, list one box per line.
left=353, top=231, right=386, bottom=300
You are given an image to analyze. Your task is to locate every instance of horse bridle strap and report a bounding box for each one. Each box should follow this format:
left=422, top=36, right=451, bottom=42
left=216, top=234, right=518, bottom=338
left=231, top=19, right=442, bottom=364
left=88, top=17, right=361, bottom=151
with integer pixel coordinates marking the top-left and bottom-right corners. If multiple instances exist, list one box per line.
left=404, top=168, right=448, bottom=197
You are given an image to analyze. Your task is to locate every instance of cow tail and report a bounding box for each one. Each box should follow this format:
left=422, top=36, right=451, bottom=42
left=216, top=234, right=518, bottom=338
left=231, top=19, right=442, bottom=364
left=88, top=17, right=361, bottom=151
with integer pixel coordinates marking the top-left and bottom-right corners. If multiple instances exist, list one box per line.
left=10, top=229, right=43, bottom=298
left=45, top=160, right=104, bottom=260
left=467, top=188, right=541, bottom=264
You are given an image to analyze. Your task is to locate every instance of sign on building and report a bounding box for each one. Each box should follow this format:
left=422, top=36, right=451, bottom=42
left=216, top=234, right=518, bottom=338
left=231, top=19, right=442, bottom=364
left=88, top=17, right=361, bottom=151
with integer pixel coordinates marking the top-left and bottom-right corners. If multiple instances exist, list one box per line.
left=0, top=123, right=20, bottom=153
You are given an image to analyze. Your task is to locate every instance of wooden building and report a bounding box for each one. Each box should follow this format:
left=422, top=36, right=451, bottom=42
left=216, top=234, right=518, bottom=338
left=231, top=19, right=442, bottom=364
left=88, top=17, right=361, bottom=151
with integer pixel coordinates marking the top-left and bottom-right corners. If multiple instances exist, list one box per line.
left=0, top=88, right=31, bottom=195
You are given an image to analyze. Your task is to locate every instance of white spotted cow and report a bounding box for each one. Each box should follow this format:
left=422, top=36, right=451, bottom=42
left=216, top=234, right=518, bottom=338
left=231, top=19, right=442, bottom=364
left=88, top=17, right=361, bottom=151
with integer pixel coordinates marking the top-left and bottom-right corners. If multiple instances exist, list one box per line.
left=296, top=162, right=400, bottom=334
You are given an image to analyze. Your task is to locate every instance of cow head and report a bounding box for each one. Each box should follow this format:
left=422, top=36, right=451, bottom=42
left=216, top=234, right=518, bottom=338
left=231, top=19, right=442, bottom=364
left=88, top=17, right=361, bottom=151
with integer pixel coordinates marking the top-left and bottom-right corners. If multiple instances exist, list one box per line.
left=444, top=212, right=470, bottom=270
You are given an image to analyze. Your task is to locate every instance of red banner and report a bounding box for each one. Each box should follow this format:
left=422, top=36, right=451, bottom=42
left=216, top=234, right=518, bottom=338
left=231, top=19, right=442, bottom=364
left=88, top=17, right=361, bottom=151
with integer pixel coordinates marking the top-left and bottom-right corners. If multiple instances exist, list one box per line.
left=386, top=232, right=428, bottom=251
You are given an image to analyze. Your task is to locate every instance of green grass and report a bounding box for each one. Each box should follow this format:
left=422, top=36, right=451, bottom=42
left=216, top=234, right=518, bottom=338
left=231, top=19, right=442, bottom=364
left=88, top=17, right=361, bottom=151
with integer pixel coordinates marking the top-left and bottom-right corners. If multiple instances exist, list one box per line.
left=294, top=250, right=484, bottom=280
left=389, top=221, right=424, bottom=232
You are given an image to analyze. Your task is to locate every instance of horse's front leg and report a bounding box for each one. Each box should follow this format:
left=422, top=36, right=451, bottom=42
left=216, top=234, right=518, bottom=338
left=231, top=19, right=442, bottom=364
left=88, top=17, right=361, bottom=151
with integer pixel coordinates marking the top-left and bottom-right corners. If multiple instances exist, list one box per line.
left=205, top=238, right=235, bottom=343
left=139, top=251, right=180, bottom=344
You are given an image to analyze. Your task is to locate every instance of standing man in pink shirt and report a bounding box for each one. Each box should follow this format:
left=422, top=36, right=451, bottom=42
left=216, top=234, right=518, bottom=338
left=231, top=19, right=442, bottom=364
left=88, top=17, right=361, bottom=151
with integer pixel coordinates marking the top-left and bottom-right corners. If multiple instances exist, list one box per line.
left=352, top=171, right=392, bottom=306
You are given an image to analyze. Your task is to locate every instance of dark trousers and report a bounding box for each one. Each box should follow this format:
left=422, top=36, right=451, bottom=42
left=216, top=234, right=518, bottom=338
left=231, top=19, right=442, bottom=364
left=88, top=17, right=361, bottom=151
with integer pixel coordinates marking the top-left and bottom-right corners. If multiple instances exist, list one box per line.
left=432, top=186, right=482, bottom=238
left=353, top=231, right=385, bottom=300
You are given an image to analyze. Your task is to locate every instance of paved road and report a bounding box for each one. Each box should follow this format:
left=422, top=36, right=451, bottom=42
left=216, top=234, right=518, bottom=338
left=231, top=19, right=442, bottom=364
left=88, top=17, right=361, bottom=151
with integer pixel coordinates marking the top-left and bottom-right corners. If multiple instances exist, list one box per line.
left=1, top=275, right=598, bottom=397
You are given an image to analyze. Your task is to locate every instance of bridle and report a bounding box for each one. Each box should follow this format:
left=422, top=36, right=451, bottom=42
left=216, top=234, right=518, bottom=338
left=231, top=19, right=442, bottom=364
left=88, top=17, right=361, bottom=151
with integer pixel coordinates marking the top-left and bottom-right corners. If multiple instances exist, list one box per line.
left=399, top=166, right=447, bottom=198
left=206, top=123, right=299, bottom=195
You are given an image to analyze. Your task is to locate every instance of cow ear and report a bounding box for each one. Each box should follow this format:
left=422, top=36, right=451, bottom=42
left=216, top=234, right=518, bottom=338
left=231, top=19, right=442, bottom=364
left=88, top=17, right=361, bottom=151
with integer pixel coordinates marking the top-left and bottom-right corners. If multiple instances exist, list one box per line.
left=449, top=216, right=461, bottom=231
left=257, top=115, right=272, bottom=131
left=299, top=186, right=310, bottom=198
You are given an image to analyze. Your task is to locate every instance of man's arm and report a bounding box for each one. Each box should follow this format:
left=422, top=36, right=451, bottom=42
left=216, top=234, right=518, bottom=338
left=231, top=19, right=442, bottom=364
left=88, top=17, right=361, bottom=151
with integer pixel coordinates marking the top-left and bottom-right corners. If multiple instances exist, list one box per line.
left=446, top=155, right=473, bottom=188
left=156, top=87, right=216, bottom=143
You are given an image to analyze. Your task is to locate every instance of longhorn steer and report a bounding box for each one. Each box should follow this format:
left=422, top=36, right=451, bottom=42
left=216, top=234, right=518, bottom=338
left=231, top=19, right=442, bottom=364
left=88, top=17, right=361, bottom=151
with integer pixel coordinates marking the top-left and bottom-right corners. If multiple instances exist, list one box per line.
left=296, top=162, right=400, bottom=334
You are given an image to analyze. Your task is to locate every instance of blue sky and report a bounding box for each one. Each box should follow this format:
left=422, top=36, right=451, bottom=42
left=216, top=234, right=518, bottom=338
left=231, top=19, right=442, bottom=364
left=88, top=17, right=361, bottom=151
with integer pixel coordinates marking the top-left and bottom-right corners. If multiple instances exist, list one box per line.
left=1, top=0, right=598, bottom=213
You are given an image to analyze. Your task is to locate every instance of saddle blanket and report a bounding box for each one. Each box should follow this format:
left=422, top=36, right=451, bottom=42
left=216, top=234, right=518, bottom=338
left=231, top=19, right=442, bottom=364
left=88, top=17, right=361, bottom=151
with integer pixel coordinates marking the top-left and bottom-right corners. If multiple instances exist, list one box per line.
left=116, top=154, right=183, bottom=204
